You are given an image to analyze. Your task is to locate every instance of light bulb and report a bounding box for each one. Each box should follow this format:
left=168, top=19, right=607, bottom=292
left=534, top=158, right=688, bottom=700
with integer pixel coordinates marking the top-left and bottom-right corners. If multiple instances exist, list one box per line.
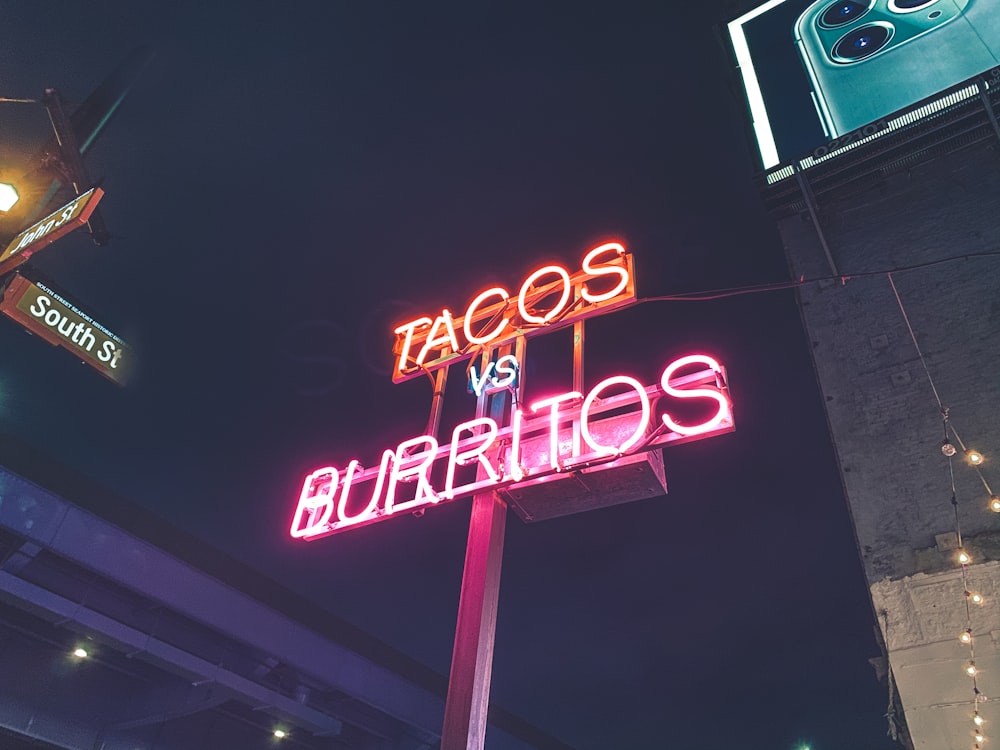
left=273, top=729, right=287, bottom=739
left=942, top=439, right=957, bottom=457
left=72, top=647, right=88, bottom=659
left=990, top=495, right=1000, bottom=513
left=968, top=591, right=985, bottom=605
left=975, top=714, right=985, bottom=726
left=975, top=731, right=985, bottom=743
left=958, top=549, right=972, bottom=565
left=967, top=449, right=985, bottom=465
left=967, top=662, right=978, bottom=677
left=961, top=629, right=973, bottom=644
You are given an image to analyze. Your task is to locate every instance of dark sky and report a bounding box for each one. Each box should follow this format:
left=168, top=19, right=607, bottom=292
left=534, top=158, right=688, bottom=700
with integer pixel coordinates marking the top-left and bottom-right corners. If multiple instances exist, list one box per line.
left=1, top=3, right=897, bottom=749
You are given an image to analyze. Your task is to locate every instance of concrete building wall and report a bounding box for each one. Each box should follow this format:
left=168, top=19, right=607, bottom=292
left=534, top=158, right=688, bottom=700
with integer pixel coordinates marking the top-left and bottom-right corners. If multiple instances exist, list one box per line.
left=776, top=143, right=1000, bottom=585
left=771, top=114, right=1000, bottom=748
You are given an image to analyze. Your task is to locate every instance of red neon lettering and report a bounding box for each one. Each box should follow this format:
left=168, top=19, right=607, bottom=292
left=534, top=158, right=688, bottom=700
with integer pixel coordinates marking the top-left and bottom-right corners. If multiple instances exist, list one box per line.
left=660, top=355, right=730, bottom=436
left=580, top=243, right=629, bottom=303
left=394, top=317, right=433, bottom=372
left=530, top=391, right=582, bottom=470
left=463, top=287, right=510, bottom=345
left=444, top=418, right=500, bottom=499
left=416, top=310, right=461, bottom=367
left=580, top=376, right=650, bottom=455
left=517, top=265, right=571, bottom=325
left=385, top=436, right=440, bottom=514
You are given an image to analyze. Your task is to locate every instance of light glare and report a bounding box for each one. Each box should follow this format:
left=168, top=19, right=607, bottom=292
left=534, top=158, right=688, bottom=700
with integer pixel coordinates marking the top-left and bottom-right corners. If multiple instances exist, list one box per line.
left=0, top=183, right=18, bottom=212
left=72, top=647, right=88, bottom=659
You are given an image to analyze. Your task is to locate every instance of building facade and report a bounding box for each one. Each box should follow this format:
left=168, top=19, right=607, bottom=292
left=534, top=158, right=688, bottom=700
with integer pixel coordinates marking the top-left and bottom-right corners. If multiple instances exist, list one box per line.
left=764, top=78, right=1000, bottom=749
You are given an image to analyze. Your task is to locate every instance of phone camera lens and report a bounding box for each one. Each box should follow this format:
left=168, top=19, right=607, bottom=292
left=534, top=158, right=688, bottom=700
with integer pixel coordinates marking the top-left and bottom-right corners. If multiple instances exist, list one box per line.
left=820, top=0, right=872, bottom=27
left=888, top=0, right=939, bottom=11
left=833, top=23, right=892, bottom=61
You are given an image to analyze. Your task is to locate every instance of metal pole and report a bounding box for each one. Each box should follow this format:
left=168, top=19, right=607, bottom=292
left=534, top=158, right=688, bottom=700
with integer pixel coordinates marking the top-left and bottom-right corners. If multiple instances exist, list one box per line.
left=42, top=89, right=110, bottom=245
left=441, top=349, right=510, bottom=750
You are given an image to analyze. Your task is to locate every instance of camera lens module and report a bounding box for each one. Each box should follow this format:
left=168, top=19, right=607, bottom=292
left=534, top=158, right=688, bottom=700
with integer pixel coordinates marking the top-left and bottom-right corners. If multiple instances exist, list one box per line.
left=820, top=0, right=873, bottom=28
left=833, top=22, right=893, bottom=61
left=887, top=0, right=940, bottom=12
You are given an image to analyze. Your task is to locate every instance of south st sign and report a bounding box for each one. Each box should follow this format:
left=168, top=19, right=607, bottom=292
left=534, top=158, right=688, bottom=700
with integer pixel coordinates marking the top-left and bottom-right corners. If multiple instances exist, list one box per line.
left=0, top=274, right=131, bottom=385
left=291, top=243, right=735, bottom=539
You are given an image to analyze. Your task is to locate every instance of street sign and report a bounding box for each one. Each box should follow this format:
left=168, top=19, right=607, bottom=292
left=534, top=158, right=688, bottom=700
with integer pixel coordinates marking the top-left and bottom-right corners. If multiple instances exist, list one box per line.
left=0, top=273, right=131, bottom=385
left=0, top=187, right=104, bottom=270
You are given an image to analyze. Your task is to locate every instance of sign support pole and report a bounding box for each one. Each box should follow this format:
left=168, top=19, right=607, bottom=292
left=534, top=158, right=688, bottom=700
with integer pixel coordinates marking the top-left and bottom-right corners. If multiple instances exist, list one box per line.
left=440, top=487, right=508, bottom=750
left=441, top=348, right=511, bottom=750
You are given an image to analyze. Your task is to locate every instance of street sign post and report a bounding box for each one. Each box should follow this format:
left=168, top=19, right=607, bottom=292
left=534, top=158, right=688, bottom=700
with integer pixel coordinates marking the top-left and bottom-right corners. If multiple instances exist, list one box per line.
left=0, top=187, right=104, bottom=272
left=0, top=273, right=130, bottom=385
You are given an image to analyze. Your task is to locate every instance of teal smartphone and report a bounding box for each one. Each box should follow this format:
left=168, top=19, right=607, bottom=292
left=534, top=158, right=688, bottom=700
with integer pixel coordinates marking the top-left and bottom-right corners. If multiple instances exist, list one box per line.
left=794, top=0, right=1000, bottom=138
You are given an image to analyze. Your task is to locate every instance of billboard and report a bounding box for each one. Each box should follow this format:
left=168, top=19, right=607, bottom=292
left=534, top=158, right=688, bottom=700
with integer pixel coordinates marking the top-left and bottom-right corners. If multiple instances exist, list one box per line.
left=727, top=0, right=1000, bottom=169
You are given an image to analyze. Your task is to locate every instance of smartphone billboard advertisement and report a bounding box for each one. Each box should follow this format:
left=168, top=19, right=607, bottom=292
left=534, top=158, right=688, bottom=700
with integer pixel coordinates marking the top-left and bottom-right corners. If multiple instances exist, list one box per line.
left=728, top=0, right=1000, bottom=169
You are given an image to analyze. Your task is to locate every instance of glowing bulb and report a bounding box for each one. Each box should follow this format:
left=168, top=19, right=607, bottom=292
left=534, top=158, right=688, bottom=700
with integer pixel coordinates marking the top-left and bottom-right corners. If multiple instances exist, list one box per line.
left=942, top=439, right=957, bottom=457
left=975, top=714, right=985, bottom=726
left=976, top=731, right=985, bottom=743
left=0, top=183, right=18, bottom=212
left=966, top=662, right=978, bottom=677
left=273, top=729, right=287, bottom=739
left=958, top=549, right=972, bottom=565
left=968, top=591, right=985, bottom=605
left=967, top=449, right=984, bottom=465
left=961, top=629, right=973, bottom=644
left=990, top=495, right=1000, bottom=513
left=72, top=647, right=88, bottom=659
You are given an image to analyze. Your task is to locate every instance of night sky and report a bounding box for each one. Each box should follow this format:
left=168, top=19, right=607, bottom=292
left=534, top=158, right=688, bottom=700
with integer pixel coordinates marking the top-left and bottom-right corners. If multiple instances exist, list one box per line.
left=2, top=3, right=898, bottom=749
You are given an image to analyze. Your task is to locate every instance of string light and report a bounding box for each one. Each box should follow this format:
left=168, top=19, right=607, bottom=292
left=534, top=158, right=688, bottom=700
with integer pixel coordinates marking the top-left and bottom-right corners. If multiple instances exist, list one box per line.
left=888, top=277, right=999, bottom=750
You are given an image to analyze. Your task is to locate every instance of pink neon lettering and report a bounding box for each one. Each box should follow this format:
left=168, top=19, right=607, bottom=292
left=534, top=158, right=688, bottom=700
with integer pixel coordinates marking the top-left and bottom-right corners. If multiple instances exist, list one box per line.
left=385, top=436, right=440, bottom=514
left=444, top=418, right=500, bottom=499
left=530, top=391, right=582, bottom=469
left=416, top=310, right=461, bottom=366
left=463, top=287, right=510, bottom=345
left=394, top=317, right=433, bottom=372
left=580, top=376, right=650, bottom=455
left=518, top=265, right=571, bottom=325
left=660, top=355, right=730, bottom=436
left=508, top=407, right=526, bottom=481
left=336, top=455, right=392, bottom=525
left=290, top=467, right=338, bottom=538
left=580, top=243, right=629, bottom=303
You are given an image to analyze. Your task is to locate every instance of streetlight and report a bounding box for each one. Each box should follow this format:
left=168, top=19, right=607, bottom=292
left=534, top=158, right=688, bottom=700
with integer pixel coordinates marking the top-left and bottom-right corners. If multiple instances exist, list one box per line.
left=0, top=182, right=18, bottom=212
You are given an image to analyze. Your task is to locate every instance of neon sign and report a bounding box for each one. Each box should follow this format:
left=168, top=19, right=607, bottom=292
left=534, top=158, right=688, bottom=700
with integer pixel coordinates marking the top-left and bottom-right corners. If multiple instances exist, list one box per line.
left=291, top=241, right=735, bottom=539
left=291, top=354, right=732, bottom=539
left=392, top=243, right=636, bottom=382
